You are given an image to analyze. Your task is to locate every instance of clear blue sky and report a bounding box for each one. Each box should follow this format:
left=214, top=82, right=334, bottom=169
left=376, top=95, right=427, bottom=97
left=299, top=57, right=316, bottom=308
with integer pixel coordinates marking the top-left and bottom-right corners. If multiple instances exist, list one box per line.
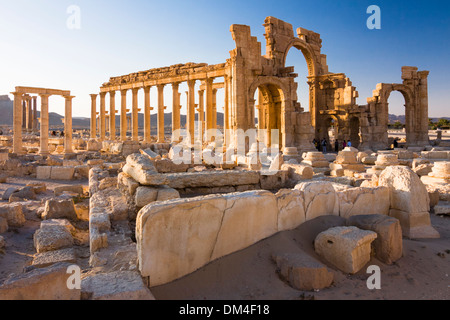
left=0, top=0, right=449, bottom=118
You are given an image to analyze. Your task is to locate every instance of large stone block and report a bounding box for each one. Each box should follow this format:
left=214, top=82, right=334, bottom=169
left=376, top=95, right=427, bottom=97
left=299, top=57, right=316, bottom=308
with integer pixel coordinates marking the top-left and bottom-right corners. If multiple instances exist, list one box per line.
left=137, top=195, right=227, bottom=287
left=42, top=199, right=78, bottom=221
left=272, top=253, right=334, bottom=291
left=378, top=166, right=439, bottom=239
left=123, top=153, right=168, bottom=186
left=347, top=215, right=402, bottom=264
left=31, top=248, right=77, bottom=268
left=50, top=166, right=75, bottom=180
left=295, top=181, right=339, bottom=221
left=33, top=226, right=74, bottom=253
left=36, top=166, right=52, bottom=179
left=281, top=164, right=314, bottom=180
left=0, top=203, right=25, bottom=227
left=0, top=263, right=80, bottom=300
left=166, top=170, right=260, bottom=189
left=314, top=226, right=377, bottom=274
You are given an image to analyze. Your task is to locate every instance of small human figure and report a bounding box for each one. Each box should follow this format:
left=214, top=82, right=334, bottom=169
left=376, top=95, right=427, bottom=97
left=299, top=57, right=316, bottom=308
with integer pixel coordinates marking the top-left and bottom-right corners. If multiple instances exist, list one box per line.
left=60, top=131, right=64, bottom=137
left=51, top=130, right=57, bottom=136
left=321, top=138, right=327, bottom=153
left=393, top=138, right=399, bottom=149
left=342, top=140, right=347, bottom=150
left=347, top=140, right=352, bottom=147
left=313, top=139, right=319, bottom=151
left=335, top=140, right=339, bottom=152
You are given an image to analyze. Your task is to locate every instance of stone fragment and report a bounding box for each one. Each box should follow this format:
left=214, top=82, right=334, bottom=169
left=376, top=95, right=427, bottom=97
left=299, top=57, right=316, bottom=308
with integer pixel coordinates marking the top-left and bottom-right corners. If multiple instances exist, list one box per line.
left=50, top=166, right=75, bottom=180
left=9, top=186, right=36, bottom=201
left=281, top=164, right=314, bottom=180
left=272, top=253, right=334, bottom=291
left=33, top=226, right=74, bottom=253
left=156, top=186, right=181, bottom=202
left=0, top=203, right=26, bottom=227
left=0, top=235, right=5, bottom=249
left=31, top=248, right=77, bottom=268
left=275, top=189, right=305, bottom=232
left=26, top=182, right=47, bottom=194
left=295, top=181, right=339, bottom=221
left=0, top=217, right=8, bottom=233
left=166, top=170, right=260, bottom=189
left=434, top=202, right=450, bottom=216
left=36, top=166, right=52, bottom=179
left=123, top=153, right=168, bottom=186
left=314, top=226, right=377, bottom=274
left=42, top=199, right=78, bottom=221
left=0, top=263, right=80, bottom=300
left=81, top=271, right=155, bottom=300
left=135, top=186, right=158, bottom=208
left=54, top=185, right=84, bottom=196
left=347, top=215, right=402, bottom=264
left=337, top=186, right=390, bottom=218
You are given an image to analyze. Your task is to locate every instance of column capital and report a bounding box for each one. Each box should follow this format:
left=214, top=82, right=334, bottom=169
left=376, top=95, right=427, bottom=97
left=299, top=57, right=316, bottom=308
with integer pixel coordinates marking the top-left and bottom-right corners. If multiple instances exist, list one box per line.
left=131, top=87, right=140, bottom=94
left=90, top=94, right=98, bottom=98
left=121, top=89, right=128, bottom=96
left=187, top=79, right=196, bottom=87
left=63, top=95, right=75, bottom=101
left=39, top=93, right=51, bottom=99
left=172, top=82, right=180, bottom=89
left=143, top=86, right=151, bottom=93
left=99, top=92, right=107, bottom=98
left=109, top=91, right=116, bottom=97
left=157, top=84, right=165, bottom=90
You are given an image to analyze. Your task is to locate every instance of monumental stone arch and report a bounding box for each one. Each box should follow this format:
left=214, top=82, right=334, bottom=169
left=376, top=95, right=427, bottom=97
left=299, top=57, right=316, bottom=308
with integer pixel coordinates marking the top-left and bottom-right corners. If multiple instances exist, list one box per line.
left=360, top=66, right=430, bottom=150
left=93, top=17, right=430, bottom=154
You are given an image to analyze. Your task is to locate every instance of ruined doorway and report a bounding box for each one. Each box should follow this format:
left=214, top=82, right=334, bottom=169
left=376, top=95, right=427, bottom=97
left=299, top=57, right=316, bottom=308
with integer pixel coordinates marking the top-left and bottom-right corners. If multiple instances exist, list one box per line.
left=349, top=116, right=361, bottom=148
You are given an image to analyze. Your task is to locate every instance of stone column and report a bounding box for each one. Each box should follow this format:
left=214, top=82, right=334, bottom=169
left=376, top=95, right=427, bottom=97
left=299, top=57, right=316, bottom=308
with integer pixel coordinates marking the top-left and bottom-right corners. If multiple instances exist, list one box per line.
left=25, top=96, right=32, bottom=133
left=132, top=88, right=139, bottom=141
left=212, top=88, right=218, bottom=130
left=99, top=92, right=106, bottom=141
left=22, top=97, right=27, bottom=131
left=63, top=95, right=75, bottom=154
left=11, top=92, right=24, bottom=154
left=224, top=76, right=230, bottom=146
left=172, top=83, right=181, bottom=141
left=90, top=94, right=98, bottom=139
left=187, top=80, right=196, bottom=144
left=109, top=91, right=116, bottom=140
left=39, top=94, right=51, bottom=155
left=205, top=78, right=214, bottom=141
left=120, top=89, right=128, bottom=141
left=32, top=96, right=38, bottom=134
left=143, top=86, right=152, bottom=143
left=157, top=84, right=165, bottom=143
left=198, top=89, right=205, bottom=144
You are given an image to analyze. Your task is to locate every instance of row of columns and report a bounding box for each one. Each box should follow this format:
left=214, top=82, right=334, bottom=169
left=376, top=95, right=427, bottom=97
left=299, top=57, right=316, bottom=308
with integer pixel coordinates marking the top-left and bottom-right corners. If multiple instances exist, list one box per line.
left=11, top=92, right=74, bottom=156
left=91, top=77, right=230, bottom=144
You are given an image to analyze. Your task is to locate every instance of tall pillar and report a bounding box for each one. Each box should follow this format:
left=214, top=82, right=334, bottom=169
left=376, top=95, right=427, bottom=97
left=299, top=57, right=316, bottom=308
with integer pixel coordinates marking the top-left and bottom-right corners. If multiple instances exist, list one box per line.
left=198, top=89, right=205, bottom=144
left=212, top=88, right=218, bottom=130
left=64, top=95, right=75, bottom=154
left=99, top=92, right=106, bottom=141
left=120, top=89, right=128, bottom=141
left=11, top=92, right=24, bottom=154
left=132, top=88, right=139, bottom=141
left=172, top=83, right=181, bottom=140
left=157, top=84, right=165, bottom=143
left=187, top=80, right=196, bottom=144
left=224, top=75, right=229, bottom=145
left=22, top=97, right=27, bottom=130
left=90, top=94, right=98, bottom=139
left=32, top=96, right=38, bottom=134
left=25, top=96, right=32, bottom=132
left=39, top=94, right=51, bottom=155
left=109, top=91, right=116, bottom=140
left=143, top=86, right=152, bottom=143
left=205, top=78, right=214, bottom=141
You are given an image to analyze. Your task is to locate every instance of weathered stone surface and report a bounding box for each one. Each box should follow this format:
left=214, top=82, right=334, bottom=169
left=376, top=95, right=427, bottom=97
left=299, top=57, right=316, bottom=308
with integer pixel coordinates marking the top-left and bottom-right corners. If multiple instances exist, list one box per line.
left=434, top=202, right=450, bottom=215
left=33, top=226, right=74, bottom=253
left=2, top=187, right=18, bottom=201
left=413, top=163, right=433, bottom=176
left=0, top=235, right=5, bottom=249
left=347, top=215, right=402, bottom=264
left=9, top=186, right=36, bottom=201
left=0, top=203, right=25, bottom=227
left=118, top=172, right=139, bottom=196
left=154, top=158, right=189, bottom=173
left=50, top=166, right=75, bottom=180
left=54, top=185, right=84, bottom=196
left=137, top=195, right=227, bottom=287
left=378, top=166, right=439, bottom=239
left=275, top=189, right=305, bottom=232
left=273, top=253, right=334, bottom=291
left=26, top=182, right=47, bottom=194
left=123, top=153, right=168, bottom=186
left=0, top=217, right=8, bottom=233
left=314, top=226, right=377, bottom=274
left=166, top=170, right=260, bottom=189
left=281, top=164, right=314, bottom=180
left=294, top=181, right=339, bottom=221
left=99, top=177, right=118, bottom=190
left=135, top=186, right=158, bottom=208
left=81, top=271, right=155, bottom=300
left=36, top=166, right=52, bottom=179
left=156, top=185, right=180, bottom=202
left=42, top=199, right=78, bottom=221
left=0, top=263, right=80, bottom=300
left=337, top=187, right=390, bottom=218
left=31, top=248, right=77, bottom=268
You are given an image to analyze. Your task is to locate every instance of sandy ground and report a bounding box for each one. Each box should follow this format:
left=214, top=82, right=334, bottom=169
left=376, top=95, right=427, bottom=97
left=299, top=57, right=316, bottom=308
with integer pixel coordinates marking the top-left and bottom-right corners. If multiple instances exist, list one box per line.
left=151, top=214, right=450, bottom=300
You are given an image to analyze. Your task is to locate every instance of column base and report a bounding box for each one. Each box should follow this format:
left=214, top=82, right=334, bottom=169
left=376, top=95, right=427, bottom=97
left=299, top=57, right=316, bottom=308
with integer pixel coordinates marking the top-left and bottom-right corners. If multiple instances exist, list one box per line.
left=63, top=152, right=77, bottom=160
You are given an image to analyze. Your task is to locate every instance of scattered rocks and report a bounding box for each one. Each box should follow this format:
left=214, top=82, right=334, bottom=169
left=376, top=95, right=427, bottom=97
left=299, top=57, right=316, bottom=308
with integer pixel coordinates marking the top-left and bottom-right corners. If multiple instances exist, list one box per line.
left=0, top=203, right=26, bottom=228
left=42, top=199, right=78, bottom=221
left=31, top=248, right=77, bottom=268
left=33, top=225, right=74, bottom=253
